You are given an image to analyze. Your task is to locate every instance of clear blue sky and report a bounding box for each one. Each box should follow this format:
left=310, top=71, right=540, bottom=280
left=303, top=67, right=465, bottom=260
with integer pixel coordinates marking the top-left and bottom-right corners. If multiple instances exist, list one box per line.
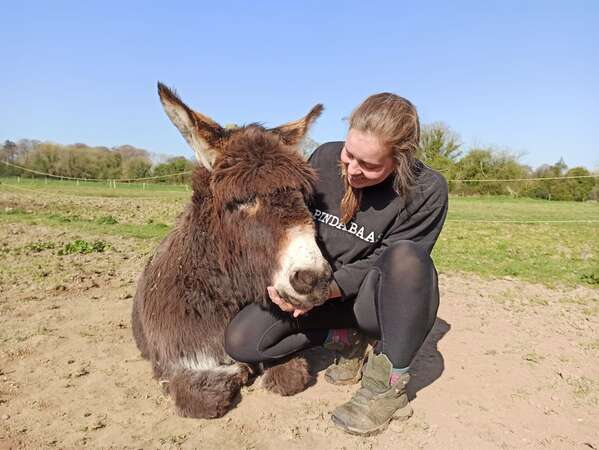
left=1, top=0, right=598, bottom=169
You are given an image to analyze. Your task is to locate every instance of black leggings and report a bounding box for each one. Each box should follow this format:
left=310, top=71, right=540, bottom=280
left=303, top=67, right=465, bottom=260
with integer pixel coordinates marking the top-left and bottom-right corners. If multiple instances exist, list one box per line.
left=225, top=240, right=439, bottom=368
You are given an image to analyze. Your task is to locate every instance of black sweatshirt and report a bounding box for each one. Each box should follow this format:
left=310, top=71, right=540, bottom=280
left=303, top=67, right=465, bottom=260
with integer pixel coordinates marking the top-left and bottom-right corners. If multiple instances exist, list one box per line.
left=308, top=141, right=449, bottom=300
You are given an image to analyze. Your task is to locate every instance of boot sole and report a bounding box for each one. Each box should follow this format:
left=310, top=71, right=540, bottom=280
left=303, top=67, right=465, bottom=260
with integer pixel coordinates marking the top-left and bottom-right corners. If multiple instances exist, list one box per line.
left=331, top=403, right=413, bottom=437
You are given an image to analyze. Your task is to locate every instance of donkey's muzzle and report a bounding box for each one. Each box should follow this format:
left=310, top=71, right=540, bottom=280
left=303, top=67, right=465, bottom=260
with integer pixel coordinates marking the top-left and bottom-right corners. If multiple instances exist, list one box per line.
left=287, top=264, right=333, bottom=308
left=291, top=269, right=324, bottom=295
left=272, top=223, right=333, bottom=308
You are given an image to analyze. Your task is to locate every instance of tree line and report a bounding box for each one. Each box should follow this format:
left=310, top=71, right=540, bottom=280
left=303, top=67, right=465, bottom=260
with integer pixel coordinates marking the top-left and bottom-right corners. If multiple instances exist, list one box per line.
left=1, top=128, right=597, bottom=201
left=0, top=139, right=195, bottom=184
left=417, top=123, right=597, bottom=201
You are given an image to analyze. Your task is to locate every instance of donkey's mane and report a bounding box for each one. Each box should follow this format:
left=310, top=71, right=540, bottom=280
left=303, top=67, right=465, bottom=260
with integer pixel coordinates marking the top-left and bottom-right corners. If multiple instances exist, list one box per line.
left=189, top=124, right=317, bottom=208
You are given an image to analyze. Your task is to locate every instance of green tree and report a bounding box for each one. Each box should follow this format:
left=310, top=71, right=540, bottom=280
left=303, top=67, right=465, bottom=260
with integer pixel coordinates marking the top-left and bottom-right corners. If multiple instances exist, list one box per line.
left=522, top=159, right=593, bottom=201
left=122, top=156, right=152, bottom=179
left=113, top=145, right=151, bottom=161
left=0, top=140, right=21, bottom=176
left=22, top=143, right=62, bottom=176
left=561, top=167, right=595, bottom=201
left=554, top=157, right=567, bottom=176
left=452, top=148, right=529, bottom=195
left=152, top=156, right=195, bottom=183
left=418, top=122, right=462, bottom=174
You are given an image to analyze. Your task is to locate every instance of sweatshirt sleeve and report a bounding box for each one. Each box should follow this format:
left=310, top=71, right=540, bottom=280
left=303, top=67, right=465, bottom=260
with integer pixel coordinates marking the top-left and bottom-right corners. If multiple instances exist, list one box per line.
left=332, top=177, right=448, bottom=300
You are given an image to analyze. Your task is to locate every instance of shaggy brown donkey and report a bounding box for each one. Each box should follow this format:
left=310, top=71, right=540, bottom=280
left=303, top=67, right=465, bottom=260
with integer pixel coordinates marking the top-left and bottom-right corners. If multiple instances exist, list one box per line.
left=132, top=83, right=332, bottom=419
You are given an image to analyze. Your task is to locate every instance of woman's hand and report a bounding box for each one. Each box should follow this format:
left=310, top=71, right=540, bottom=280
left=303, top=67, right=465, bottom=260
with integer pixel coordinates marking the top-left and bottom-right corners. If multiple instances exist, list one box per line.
left=328, top=280, right=342, bottom=299
left=267, top=286, right=313, bottom=318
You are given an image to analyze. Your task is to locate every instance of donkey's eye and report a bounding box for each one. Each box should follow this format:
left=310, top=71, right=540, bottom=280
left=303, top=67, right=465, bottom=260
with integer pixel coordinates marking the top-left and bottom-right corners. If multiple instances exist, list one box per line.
left=225, top=196, right=258, bottom=213
left=271, top=190, right=307, bottom=209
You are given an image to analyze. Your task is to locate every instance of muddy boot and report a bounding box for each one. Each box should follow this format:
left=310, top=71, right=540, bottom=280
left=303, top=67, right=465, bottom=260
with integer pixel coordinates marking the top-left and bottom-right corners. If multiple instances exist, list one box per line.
left=323, top=329, right=370, bottom=385
left=331, top=353, right=412, bottom=436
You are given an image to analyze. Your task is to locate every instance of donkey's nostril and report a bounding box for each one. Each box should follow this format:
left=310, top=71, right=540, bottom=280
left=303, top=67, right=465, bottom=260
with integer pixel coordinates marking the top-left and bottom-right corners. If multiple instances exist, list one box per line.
left=290, top=269, right=320, bottom=295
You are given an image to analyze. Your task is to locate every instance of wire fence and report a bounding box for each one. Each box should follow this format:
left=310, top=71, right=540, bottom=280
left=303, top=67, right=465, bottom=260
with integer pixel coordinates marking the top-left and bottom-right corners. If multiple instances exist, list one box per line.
left=3, top=159, right=599, bottom=184
left=0, top=160, right=193, bottom=183
left=2, top=159, right=598, bottom=225
left=446, top=219, right=599, bottom=224
left=1, top=180, right=598, bottom=226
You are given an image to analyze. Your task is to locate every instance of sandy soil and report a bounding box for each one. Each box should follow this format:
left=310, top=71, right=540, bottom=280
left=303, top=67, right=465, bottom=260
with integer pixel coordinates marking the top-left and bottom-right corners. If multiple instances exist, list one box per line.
left=1, top=222, right=598, bottom=450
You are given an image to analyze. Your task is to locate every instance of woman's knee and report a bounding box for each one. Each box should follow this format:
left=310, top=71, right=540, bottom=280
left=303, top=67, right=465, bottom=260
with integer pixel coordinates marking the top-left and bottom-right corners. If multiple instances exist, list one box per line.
left=375, top=240, right=432, bottom=275
left=224, top=304, right=263, bottom=362
left=353, top=269, right=382, bottom=338
left=224, top=322, right=249, bottom=362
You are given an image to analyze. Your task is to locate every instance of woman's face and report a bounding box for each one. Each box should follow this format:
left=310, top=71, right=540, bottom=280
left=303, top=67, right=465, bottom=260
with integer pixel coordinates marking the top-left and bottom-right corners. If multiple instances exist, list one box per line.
left=341, top=129, right=395, bottom=189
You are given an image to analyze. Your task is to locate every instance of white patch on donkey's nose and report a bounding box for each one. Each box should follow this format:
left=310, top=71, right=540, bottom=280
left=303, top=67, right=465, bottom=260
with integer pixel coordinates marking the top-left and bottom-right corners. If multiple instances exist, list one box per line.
left=272, top=224, right=328, bottom=301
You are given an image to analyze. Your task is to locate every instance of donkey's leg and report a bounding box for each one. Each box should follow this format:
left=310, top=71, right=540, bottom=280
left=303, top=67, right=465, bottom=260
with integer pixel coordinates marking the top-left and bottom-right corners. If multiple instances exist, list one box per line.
left=169, top=364, right=251, bottom=419
left=261, top=355, right=312, bottom=396
left=131, top=298, right=150, bottom=359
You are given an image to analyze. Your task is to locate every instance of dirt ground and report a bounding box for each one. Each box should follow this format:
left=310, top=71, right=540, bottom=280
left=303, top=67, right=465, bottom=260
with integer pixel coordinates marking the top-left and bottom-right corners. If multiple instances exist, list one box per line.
left=1, top=222, right=598, bottom=450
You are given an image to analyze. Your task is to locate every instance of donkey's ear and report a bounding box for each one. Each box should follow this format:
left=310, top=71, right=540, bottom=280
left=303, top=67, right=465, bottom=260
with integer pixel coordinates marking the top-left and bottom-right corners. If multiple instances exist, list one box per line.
left=269, top=104, right=324, bottom=147
left=157, top=82, right=224, bottom=171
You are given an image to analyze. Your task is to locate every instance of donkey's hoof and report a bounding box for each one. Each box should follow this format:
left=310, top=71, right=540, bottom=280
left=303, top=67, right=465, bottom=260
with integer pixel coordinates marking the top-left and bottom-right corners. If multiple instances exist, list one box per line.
left=169, top=365, right=255, bottom=419
left=261, top=356, right=312, bottom=396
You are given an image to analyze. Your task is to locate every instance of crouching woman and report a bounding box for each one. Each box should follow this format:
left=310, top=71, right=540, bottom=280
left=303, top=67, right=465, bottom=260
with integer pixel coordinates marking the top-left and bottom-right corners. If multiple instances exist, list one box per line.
left=225, top=92, right=448, bottom=436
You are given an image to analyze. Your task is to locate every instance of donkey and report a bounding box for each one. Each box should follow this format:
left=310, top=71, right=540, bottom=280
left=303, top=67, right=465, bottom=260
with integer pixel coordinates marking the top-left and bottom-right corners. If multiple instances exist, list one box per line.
left=131, top=82, right=332, bottom=419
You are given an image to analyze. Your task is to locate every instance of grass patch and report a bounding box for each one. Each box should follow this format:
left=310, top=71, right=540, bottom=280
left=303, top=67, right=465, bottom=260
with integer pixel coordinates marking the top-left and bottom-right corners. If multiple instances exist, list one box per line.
left=58, top=239, right=109, bottom=255
left=24, top=240, right=56, bottom=252
left=528, top=296, right=549, bottom=306
left=579, top=340, right=599, bottom=352
left=3, top=207, right=27, bottom=215
left=522, top=352, right=545, bottom=364
left=580, top=270, right=599, bottom=286
left=48, top=213, right=80, bottom=223
left=0, top=209, right=171, bottom=240
left=582, top=305, right=598, bottom=317
left=96, top=215, right=119, bottom=225
left=566, top=376, right=595, bottom=398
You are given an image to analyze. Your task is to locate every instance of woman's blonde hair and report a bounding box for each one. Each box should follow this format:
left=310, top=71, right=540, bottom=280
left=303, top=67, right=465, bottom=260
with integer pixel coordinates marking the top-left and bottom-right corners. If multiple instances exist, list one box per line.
left=340, top=92, right=419, bottom=224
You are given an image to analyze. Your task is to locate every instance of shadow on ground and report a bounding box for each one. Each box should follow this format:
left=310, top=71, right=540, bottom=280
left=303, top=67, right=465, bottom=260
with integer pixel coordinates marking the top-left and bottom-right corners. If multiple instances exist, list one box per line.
left=408, top=317, right=450, bottom=400
left=301, top=316, right=451, bottom=399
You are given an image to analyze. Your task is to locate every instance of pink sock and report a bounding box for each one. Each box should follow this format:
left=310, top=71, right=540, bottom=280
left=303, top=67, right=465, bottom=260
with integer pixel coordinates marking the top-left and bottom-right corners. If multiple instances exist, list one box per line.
left=328, top=329, right=352, bottom=346
left=389, top=367, right=409, bottom=385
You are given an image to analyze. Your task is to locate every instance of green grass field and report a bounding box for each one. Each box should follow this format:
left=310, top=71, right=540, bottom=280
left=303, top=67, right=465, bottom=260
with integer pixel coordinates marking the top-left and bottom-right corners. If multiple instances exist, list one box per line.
left=435, top=196, right=599, bottom=286
left=1, top=177, right=598, bottom=287
left=0, top=175, right=190, bottom=197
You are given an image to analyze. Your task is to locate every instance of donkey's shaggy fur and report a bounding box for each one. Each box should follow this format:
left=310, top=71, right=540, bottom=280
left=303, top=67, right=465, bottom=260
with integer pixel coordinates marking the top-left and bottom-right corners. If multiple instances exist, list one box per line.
left=132, top=83, right=330, bottom=418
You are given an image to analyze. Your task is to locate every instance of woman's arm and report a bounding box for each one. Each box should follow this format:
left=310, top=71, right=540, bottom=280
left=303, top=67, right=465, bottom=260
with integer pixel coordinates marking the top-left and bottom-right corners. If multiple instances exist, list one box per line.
left=333, top=175, right=449, bottom=300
